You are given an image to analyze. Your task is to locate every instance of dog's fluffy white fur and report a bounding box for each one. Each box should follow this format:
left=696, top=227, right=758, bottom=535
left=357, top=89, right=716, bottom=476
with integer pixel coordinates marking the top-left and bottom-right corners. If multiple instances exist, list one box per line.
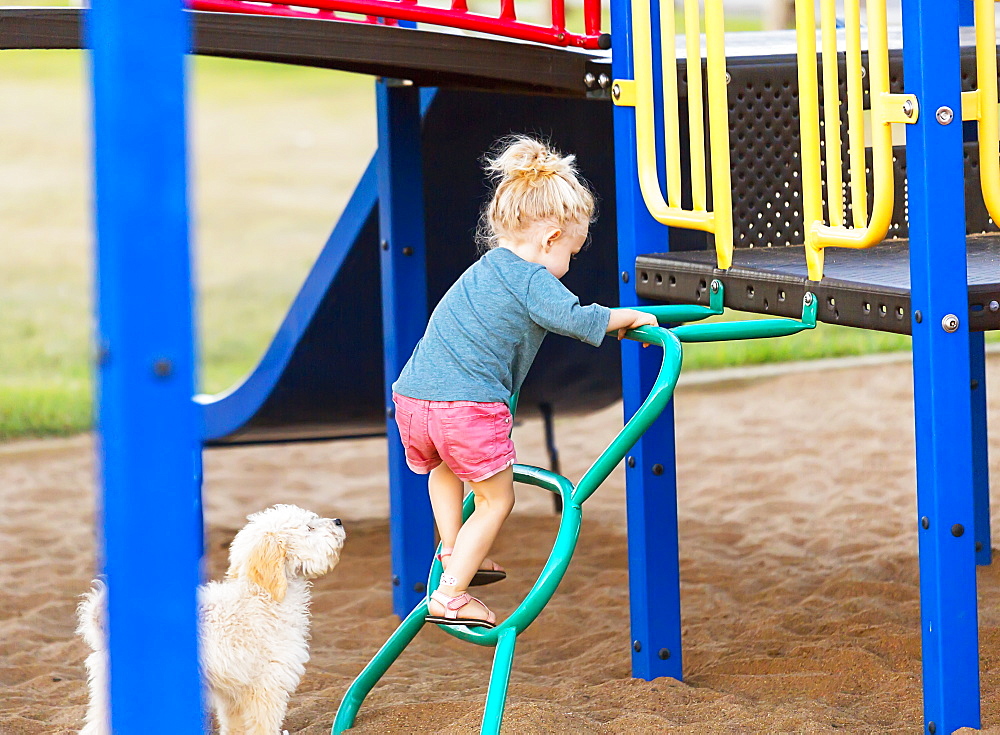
left=77, top=504, right=346, bottom=735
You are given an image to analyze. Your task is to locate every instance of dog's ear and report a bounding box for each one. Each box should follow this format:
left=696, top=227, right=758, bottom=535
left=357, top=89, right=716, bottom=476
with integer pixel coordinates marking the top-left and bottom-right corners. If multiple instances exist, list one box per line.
left=246, top=532, right=288, bottom=602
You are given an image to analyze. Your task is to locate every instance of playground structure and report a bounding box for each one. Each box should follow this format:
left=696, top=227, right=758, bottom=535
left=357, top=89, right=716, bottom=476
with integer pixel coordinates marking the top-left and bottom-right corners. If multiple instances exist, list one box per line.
left=3, top=0, right=998, bottom=732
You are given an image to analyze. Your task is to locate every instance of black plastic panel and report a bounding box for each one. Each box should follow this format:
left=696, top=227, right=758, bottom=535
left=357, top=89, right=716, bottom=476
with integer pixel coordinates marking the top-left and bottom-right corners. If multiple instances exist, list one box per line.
left=215, top=89, right=621, bottom=444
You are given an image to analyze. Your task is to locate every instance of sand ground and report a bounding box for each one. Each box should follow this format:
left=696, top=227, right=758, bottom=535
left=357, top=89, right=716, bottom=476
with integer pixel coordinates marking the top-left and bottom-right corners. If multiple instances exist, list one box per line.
left=3, top=356, right=1000, bottom=733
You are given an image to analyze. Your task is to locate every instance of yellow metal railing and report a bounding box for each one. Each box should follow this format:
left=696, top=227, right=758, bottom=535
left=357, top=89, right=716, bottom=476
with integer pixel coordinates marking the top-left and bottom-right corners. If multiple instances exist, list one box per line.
left=612, top=0, right=734, bottom=270
left=962, top=0, right=1000, bottom=226
left=794, top=0, right=918, bottom=281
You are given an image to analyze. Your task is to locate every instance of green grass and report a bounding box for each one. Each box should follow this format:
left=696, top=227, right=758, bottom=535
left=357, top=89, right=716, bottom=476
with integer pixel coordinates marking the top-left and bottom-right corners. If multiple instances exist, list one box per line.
left=1, top=49, right=377, bottom=440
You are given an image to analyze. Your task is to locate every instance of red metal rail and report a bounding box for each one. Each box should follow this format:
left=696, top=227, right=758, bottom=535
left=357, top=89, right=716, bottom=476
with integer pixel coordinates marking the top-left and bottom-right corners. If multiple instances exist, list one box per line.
left=189, top=0, right=609, bottom=49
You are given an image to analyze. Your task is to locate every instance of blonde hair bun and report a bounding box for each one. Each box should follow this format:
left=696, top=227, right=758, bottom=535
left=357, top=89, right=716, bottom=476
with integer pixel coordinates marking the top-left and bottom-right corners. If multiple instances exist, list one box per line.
left=479, top=136, right=596, bottom=249
left=486, top=136, right=577, bottom=186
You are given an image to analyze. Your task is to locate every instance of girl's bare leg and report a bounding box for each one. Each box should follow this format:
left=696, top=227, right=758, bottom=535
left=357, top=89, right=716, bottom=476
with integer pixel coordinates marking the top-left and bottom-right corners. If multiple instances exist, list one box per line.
left=431, top=466, right=515, bottom=621
left=428, top=464, right=464, bottom=550
left=428, top=464, right=506, bottom=574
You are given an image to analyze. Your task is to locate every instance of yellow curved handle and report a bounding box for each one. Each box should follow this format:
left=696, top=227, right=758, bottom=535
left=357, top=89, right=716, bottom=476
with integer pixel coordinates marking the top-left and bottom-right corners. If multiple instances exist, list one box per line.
left=974, top=0, right=1000, bottom=225
left=617, top=0, right=734, bottom=270
left=795, top=0, right=902, bottom=281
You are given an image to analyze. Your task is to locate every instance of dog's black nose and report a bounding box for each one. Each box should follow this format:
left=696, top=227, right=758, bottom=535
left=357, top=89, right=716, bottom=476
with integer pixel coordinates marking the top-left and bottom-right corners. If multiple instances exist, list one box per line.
left=333, top=518, right=343, bottom=527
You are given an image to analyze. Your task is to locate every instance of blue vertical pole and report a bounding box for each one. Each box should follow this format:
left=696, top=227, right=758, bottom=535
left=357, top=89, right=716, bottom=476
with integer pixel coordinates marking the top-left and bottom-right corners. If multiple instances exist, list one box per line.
left=611, top=0, right=683, bottom=680
left=902, top=0, right=981, bottom=731
left=376, top=80, right=436, bottom=617
left=959, top=0, right=974, bottom=27
left=970, top=332, right=991, bottom=566
left=88, top=0, right=203, bottom=732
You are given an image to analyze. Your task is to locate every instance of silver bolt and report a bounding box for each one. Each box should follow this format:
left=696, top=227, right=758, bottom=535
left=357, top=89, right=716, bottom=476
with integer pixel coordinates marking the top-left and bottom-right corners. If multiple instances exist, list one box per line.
left=710, top=280, right=720, bottom=293
left=860, top=66, right=867, bottom=78
left=583, top=72, right=596, bottom=88
left=990, top=300, right=999, bottom=313
left=725, top=72, right=732, bottom=85
left=598, top=73, right=610, bottom=89
left=936, top=106, right=954, bottom=125
left=902, top=99, right=914, bottom=118
left=612, top=83, right=621, bottom=101
left=804, top=292, right=814, bottom=306
left=942, top=314, right=960, bottom=332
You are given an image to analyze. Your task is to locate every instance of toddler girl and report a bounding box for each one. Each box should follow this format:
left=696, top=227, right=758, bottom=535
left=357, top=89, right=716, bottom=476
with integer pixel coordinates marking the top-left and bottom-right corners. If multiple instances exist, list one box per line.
left=391, top=136, right=657, bottom=628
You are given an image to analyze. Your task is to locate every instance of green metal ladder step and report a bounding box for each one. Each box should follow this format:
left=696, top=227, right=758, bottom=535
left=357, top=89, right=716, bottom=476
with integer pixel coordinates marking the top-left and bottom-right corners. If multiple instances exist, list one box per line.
left=332, top=281, right=817, bottom=734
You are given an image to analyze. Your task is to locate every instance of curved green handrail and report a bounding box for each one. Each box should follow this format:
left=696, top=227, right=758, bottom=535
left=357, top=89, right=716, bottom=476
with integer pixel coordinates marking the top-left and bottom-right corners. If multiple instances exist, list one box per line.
left=332, top=282, right=817, bottom=735
left=431, top=326, right=683, bottom=644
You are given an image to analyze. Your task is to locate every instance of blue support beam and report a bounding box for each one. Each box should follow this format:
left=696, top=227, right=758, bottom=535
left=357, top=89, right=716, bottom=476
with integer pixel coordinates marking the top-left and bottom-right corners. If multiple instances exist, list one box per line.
left=88, top=0, right=204, bottom=731
left=902, top=0, right=981, bottom=730
left=376, top=80, right=436, bottom=617
left=970, top=332, right=991, bottom=566
left=959, top=0, right=974, bottom=27
left=611, top=0, right=683, bottom=681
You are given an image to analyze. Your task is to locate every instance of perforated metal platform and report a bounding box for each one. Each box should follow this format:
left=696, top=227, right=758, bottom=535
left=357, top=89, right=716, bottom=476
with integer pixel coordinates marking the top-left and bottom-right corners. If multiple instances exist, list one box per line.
left=636, top=234, right=1000, bottom=334
left=634, top=30, right=1000, bottom=334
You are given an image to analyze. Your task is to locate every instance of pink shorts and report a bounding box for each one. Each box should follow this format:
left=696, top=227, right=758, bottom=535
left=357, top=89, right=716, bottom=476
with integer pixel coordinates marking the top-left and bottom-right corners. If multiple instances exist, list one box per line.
left=391, top=393, right=516, bottom=483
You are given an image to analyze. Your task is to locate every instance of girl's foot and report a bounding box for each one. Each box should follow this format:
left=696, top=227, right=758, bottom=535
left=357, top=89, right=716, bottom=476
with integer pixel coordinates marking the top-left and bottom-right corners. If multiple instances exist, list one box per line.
left=426, top=588, right=497, bottom=629
left=436, top=547, right=507, bottom=587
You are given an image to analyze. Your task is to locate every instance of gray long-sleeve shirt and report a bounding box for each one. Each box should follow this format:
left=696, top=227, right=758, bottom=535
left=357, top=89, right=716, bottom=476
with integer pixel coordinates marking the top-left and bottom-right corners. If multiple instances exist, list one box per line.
left=392, top=246, right=611, bottom=404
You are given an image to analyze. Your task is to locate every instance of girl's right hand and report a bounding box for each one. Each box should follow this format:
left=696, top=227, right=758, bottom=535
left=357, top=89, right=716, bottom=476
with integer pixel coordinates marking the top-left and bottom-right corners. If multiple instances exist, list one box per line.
left=607, top=309, right=660, bottom=341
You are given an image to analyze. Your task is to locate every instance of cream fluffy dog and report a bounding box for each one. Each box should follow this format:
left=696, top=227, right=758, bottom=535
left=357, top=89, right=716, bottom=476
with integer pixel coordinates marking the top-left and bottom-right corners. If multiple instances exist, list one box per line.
left=77, top=504, right=346, bottom=735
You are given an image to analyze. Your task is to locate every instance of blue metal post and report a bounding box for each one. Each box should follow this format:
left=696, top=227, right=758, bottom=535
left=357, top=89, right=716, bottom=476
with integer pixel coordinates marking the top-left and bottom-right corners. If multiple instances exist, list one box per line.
left=959, top=0, right=974, bottom=27
left=902, top=0, right=981, bottom=730
left=611, top=0, right=683, bottom=680
left=88, top=0, right=204, bottom=731
left=970, top=332, right=991, bottom=566
left=376, top=80, right=436, bottom=617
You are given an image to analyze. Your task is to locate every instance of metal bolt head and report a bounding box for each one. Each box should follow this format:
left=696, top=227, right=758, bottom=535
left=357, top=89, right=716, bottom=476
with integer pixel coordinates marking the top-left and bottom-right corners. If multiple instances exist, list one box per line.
left=152, top=358, right=173, bottom=378
left=990, top=300, right=999, bottom=313
left=803, top=292, right=814, bottom=306
left=902, top=99, right=914, bottom=118
left=952, top=524, right=965, bottom=537
left=627, top=456, right=636, bottom=468
left=914, top=310, right=923, bottom=323
left=402, top=246, right=414, bottom=256
left=710, top=279, right=720, bottom=293
left=583, top=72, right=596, bottom=88
left=941, top=314, right=960, bottom=332
left=612, top=83, right=621, bottom=101
left=921, top=516, right=930, bottom=530
left=413, top=582, right=426, bottom=593
left=725, top=72, right=732, bottom=85
left=651, top=463, right=664, bottom=476
left=621, top=270, right=630, bottom=284
left=935, top=106, right=954, bottom=125
left=658, top=648, right=671, bottom=660
left=381, top=239, right=389, bottom=251
left=928, top=721, right=936, bottom=734
left=392, top=575, right=401, bottom=586
left=632, top=640, right=642, bottom=652
left=860, top=66, right=867, bottom=78
left=597, top=73, right=610, bottom=89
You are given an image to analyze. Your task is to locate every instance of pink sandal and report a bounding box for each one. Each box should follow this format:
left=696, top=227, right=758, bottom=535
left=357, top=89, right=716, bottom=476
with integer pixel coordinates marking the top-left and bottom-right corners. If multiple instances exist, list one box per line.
left=436, top=547, right=507, bottom=587
left=426, top=588, right=497, bottom=629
